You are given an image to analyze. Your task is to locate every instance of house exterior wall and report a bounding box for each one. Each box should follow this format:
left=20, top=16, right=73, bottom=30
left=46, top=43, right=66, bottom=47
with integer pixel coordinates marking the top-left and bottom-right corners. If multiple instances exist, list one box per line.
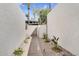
left=26, top=25, right=38, bottom=37
left=37, top=25, right=46, bottom=38
left=0, top=4, right=26, bottom=55
left=47, top=3, right=79, bottom=55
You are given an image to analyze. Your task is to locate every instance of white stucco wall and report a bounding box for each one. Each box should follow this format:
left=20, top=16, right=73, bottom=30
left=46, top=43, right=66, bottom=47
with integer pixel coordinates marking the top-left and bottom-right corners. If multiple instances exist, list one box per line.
left=47, top=4, right=79, bottom=55
left=26, top=25, right=37, bottom=37
left=0, top=4, right=26, bottom=56
left=37, top=25, right=46, bottom=38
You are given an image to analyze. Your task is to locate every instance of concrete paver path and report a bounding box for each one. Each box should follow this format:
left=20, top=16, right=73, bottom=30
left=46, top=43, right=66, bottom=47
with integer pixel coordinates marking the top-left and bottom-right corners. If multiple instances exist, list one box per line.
left=28, top=36, right=43, bottom=56
left=28, top=28, right=74, bottom=56
left=28, top=28, right=43, bottom=56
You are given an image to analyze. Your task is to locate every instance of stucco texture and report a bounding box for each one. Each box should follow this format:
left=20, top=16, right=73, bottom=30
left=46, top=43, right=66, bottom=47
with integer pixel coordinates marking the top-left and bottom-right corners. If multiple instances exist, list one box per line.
left=0, top=4, right=26, bottom=55
left=47, top=4, right=79, bottom=55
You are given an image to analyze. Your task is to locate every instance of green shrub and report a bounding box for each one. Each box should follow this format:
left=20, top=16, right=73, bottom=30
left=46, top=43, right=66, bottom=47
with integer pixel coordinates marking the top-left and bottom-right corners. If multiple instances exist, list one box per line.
left=13, top=48, right=23, bottom=56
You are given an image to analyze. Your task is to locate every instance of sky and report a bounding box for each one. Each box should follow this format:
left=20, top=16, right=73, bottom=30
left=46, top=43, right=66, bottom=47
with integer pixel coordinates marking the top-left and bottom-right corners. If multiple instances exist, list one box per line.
left=20, top=3, right=57, bottom=20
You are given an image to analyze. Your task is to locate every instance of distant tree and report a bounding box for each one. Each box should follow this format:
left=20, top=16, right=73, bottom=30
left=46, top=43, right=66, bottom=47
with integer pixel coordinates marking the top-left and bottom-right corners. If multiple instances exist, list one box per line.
left=38, top=9, right=50, bottom=24
left=33, top=9, right=41, bottom=24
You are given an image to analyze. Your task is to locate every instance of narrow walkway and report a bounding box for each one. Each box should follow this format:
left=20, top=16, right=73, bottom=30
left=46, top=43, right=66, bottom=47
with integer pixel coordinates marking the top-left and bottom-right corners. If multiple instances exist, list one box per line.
left=28, top=28, right=74, bottom=56
left=28, top=28, right=43, bottom=56
left=28, top=28, right=56, bottom=56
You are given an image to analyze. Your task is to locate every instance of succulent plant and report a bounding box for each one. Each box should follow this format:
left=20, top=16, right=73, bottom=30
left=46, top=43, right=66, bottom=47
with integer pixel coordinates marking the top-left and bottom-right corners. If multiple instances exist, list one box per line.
left=52, top=36, right=59, bottom=47
left=51, top=36, right=62, bottom=53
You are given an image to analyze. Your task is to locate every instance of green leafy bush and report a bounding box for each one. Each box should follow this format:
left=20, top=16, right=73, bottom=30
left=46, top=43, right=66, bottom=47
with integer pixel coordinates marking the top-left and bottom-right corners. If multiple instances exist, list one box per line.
left=13, top=48, right=24, bottom=56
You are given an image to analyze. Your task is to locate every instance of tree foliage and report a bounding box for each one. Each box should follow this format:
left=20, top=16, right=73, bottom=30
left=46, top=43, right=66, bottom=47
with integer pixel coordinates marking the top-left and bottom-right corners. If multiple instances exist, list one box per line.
left=33, top=8, right=50, bottom=24
left=38, top=9, right=50, bottom=24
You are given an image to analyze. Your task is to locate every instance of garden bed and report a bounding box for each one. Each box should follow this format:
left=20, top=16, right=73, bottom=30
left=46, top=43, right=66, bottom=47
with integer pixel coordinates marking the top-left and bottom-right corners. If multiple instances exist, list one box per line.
left=13, top=36, right=32, bottom=56
left=22, top=36, right=32, bottom=56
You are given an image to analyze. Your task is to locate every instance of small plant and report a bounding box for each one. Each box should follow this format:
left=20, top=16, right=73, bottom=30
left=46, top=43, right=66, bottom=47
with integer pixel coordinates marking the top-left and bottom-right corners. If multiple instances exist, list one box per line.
left=43, top=33, right=48, bottom=39
left=43, top=33, right=50, bottom=42
left=26, top=37, right=30, bottom=39
left=24, top=39, right=27, bottom=43
left=51, top=36, right=62, bottom=53
left=13, top=48, right=24, bottom=56
left=24, top=37, right=30, bottom=43
left=45, top=39, right=50, bottom=42
left=52, top=36, right=59, bottom=48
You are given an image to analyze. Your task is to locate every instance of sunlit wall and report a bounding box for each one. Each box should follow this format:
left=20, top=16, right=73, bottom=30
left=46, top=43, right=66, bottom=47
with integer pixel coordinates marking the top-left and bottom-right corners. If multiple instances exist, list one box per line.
left=0, top=4, right=26, bottom=55
left=47, top=3, right=79, bottom=55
